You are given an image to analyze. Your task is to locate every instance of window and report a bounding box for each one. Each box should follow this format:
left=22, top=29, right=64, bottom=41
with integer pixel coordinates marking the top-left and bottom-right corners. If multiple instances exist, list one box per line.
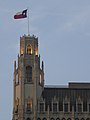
left=50, top=118, right=55, bottom=120
left=75, top=118, right=79, bottom=120
left=62, top=118, right=66, bottom=120
left=26, top=66, right=32, bottom=82
left=59, top=102, right=63, bottom=111
left=40, top=103, right=44, bottom=112
left=67, top=118, right=71, bottom=120
left=26, top=100, right=32, bottom=112
left=37, top=118, right=41, bottom=120
left=89, top=104, right=90, bottom=112
left=86, top=118, right=90, bottom=120
left=83, top=101, right=87, bottom=112
left=27, top=118, right=31, bottom=120
left=53, top=103, right=57, bottom=112
left=42, top=118, right=47, bottom=120
left=77, top=103, right=82, bottom=112
left=64, top=103, right=68, bottom=112
left=56, top=118, right=60, bottom=120
left=27, top=103, right=31, bottom=112
left=26, top=45, right=32, bottom=55
left=81, top=118, right=85, bottom=120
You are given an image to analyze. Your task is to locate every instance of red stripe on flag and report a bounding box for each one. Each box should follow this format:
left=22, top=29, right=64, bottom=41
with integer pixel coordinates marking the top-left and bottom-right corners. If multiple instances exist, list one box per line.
left=14, top=9, right=27, bottom=19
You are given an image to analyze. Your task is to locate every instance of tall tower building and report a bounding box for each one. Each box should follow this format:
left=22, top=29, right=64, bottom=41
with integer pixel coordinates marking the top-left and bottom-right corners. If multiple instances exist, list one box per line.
left=12, top=35, right=44, bottom=120
left=13, top=34, right=90, bottom=120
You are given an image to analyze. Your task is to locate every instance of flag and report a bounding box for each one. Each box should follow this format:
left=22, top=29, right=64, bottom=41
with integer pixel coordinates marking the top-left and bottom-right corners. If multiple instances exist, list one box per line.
left=14, top=9, right=27, bottom=19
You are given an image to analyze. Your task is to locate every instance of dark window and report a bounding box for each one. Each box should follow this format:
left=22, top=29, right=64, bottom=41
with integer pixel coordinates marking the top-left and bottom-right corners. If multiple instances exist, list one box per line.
left=27, top=118, right=31, bottom=120
left=53, top=103, right=57, bottom=112
left=26, top=66, right=32, bottom=82
left=50, top=118, right=55, bottom=120
left=74, top=102, right=76, bottom=112
left=78, top=103, right=82, bottom=112
left=83, top=101, right=87, bottom=112
left=40, top=103, right=44, bottom=112
left=37, top=118, right=41, bottom=120
left=67, top=118, right=71, bottom=120
left=43, top=118, right=47, bottom=120
left=62, top=118, right=66, bottom=120
left=81, top=118, right=85, bottom=120
left=75, top=118, right=79, bottom=120
left=86, top=118, right=90, bottom=120
left=59, top=102, right=63, bottom=111
left=56, top=118, right=60, bottom=120
left=64, top=103, right=68, bottom=112
left=89, top=104, right=90, bottom=112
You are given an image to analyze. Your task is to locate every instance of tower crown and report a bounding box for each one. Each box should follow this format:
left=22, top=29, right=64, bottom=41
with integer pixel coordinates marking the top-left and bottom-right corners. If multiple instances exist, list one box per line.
left=20, top=35, right=38, bottom=56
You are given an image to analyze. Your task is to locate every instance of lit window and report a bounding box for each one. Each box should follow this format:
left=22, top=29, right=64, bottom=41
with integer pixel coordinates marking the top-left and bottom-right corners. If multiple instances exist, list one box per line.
left=26, top=101, right=32, bottom=112
left=26, top=45, right=32, bottom=55
left=35, top=48, right=38, bottom=55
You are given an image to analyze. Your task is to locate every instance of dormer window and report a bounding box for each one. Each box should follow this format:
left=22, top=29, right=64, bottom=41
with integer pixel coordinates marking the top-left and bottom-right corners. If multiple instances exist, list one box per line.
left=26, top=44, right=32, bottom=55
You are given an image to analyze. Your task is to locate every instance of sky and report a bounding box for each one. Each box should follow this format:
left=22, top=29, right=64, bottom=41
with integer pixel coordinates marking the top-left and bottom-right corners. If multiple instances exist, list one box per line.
left=1, top=0, right=90, bottom=119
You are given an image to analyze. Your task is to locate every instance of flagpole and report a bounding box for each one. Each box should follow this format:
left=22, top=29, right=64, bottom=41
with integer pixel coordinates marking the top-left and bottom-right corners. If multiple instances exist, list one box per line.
left=27, top=8, right=30, bottom=35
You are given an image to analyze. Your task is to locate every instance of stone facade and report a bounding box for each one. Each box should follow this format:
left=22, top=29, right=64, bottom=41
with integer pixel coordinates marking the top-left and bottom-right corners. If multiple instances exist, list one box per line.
left=12, top=35, right=90, bottom=120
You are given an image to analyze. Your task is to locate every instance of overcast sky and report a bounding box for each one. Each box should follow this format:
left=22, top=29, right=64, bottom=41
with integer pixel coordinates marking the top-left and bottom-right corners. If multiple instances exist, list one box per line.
left=1, top=0, right=90, bottom=119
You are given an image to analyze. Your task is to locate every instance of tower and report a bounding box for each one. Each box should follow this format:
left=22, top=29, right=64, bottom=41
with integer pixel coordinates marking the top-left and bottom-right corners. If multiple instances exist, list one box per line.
left=12, top=35, right=44, bottom=120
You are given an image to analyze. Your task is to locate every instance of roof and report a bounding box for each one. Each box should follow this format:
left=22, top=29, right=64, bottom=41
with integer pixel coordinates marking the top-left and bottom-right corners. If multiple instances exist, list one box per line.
left=42, top=85, right=90, bottom=103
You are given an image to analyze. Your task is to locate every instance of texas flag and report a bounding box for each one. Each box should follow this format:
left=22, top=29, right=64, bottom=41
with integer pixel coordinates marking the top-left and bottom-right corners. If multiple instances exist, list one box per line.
left=14, top=9, right=27, bottom=19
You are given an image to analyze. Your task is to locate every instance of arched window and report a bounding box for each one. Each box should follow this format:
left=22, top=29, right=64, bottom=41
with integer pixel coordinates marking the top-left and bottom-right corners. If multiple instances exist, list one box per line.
left=56, top=118, right=60, bottom=120
left=67, top=118, right=71, bottom=120
left=26, top=45, right=32, bottom=55
left=26, top=118, right=31, bottom=120
left=37, top=118, right=41, bottom=120
left=26, top=100, right=32, bottom=112
left=75, top=118, right=79, bottom=120
left=26, top=66, right=32, bottom=82
left=62, top=118, right=66, bottom=120
left=81, top=118, right=85, bottom=120
left=42, top=118, right=47, bottom=120
left=86, top=118, right=90, bottom=120
left=50, top=118, right=55, bottom=120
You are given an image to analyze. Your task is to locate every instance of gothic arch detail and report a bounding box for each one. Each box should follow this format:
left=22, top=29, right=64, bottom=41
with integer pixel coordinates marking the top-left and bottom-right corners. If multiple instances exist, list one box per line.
left=26, top=44, right=32, bottom=55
